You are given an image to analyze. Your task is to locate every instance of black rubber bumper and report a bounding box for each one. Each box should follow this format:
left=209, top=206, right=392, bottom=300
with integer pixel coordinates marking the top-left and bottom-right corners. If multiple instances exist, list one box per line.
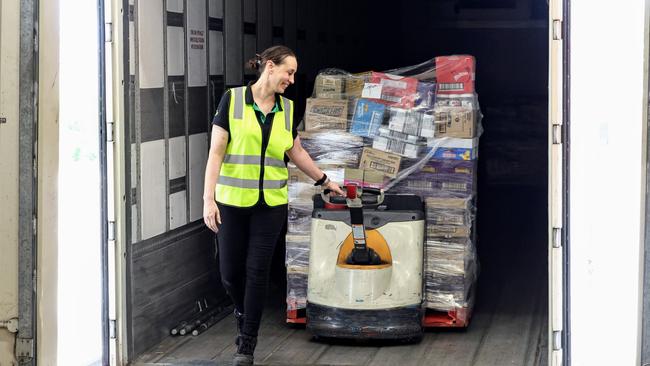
left=306, top=302, right=423, bottom=340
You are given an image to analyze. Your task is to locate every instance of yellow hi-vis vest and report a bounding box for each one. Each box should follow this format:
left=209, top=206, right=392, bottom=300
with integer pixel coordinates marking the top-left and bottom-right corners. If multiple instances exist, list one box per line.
left=215, top=86, right=294, bottom=207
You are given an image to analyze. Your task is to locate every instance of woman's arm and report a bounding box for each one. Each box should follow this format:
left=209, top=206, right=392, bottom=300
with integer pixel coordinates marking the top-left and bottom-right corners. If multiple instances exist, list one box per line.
left=286, top=136, right=345, bottom=195
left=203, top=125, right=229, bottom=232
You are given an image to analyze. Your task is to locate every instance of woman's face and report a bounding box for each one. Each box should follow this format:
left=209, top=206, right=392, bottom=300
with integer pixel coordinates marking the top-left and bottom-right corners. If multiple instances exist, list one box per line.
left=267, top=56, right=297, bottom=94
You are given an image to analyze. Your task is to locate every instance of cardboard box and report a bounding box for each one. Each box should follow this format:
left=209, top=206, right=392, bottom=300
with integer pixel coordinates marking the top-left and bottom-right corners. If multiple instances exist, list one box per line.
left=427, top=225, right=472, bottom=239
left=314, top=74, right=344, bottom=99
left=350, top=99, right=386, bottom=138
left=434, top=107, right=476, bottom=138
left=426, top=138, right=479, bottom=160
left=369, top=72, right=419, bottom=108
left=388, top=108, right=435, bottom=138
left=304, top=98, right=348, bottom=131
left=359, top=147, right=402, bottom=178
left=372, top=136, right=423, bottom=159
left=426, top=207, right=472, bottom=226
left=417, top=159, right=477, bottom=176
left=344, top=72, right=371, bottom=98
left=435, top=55, right=476, bottom=94
left=425, top=196, right=472, bottom=210
left=378, top=127, right=424, bottom=144
left=394, top=174, right=476, bottom=197
left=343, top=168, right=387, bottom=189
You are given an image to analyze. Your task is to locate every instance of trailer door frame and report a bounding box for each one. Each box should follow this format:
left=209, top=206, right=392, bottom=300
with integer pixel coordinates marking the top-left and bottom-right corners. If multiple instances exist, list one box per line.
left=549, top=0, right=568, bottom=364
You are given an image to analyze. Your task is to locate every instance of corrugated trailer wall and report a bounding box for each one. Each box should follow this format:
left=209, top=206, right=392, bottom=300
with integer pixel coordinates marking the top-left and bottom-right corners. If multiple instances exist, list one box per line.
left=124, top=0, right=341, bottom=358
left=126, top=0, right=227, bottom=356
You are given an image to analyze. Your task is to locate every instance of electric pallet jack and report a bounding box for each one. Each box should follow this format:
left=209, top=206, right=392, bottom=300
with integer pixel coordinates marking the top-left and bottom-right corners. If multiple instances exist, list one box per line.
left=306, top=184, right=425, bottom=341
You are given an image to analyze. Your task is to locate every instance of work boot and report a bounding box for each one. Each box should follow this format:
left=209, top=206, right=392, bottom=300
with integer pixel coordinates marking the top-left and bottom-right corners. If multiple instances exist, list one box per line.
left=234, top=309, right=244, bottom=345
left=233, top=334, right=257, bottom=366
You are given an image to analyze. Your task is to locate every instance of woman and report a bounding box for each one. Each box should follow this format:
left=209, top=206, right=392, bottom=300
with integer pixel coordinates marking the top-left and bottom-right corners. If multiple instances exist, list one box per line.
left=202, top=45, right=344, bottom=365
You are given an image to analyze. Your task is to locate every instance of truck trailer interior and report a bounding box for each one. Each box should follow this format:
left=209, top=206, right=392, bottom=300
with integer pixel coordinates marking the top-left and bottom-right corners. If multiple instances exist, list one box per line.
left=120, top=0, right=550, bottom=364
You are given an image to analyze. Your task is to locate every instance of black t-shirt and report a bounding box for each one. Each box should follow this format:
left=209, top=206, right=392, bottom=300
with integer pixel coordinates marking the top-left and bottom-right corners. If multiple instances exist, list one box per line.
left=212, top=88, right=299, bottom=142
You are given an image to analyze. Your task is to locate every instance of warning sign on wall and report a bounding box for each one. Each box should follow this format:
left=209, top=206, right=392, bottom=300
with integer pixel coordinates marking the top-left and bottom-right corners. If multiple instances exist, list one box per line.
left=186, top=0, right=207, bottom=87
left=189, top=29, right=205, bottom=50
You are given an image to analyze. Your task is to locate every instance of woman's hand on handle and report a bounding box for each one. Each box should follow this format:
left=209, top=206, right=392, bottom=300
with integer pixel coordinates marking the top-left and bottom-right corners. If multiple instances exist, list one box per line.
left=203, top=199, right=221, bottom=233
left=324, top=180, right=345, bottom=196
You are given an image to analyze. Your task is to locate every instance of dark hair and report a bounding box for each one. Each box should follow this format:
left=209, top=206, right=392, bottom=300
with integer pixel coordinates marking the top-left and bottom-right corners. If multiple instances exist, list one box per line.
left=246, top=45, right=296, bottom=74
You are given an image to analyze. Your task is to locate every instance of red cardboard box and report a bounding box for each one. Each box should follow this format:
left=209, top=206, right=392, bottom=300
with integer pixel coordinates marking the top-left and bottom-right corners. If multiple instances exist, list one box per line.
left=368, top=72, right=418, bottom=108
left=435, top=55, right=475, bottom=94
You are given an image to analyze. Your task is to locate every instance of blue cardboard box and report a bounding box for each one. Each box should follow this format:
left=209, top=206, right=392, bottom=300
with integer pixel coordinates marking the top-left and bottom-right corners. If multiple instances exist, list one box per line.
left=350, top=99, right=386, bottom=138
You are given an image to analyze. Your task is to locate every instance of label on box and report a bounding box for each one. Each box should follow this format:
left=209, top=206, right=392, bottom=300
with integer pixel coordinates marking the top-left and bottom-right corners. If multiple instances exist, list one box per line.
left=434, top=107, right=476, bottom=138
left=314, top=74, right=344, bottom=99
left=435, top=55, right=476, bottom=95
left=304, top=98, right=348, bottom=131
left=361, top=83, right=383, bottom=99
left=372, top=136, right=423, bottom=159
left=426, top=138, right=478, bottom=160
left=359, top=147, right=402, bottom=178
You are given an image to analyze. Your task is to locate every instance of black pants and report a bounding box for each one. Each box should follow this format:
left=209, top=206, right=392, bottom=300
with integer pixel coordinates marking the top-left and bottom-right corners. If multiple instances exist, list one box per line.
left=216, top=202, right=288, bottom=337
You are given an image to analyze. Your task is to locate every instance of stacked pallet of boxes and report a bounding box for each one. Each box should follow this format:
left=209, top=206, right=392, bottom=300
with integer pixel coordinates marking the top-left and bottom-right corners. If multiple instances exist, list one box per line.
left=285, top=56, right=482, bottom=325
left=284, top=76, right=361, bottom=314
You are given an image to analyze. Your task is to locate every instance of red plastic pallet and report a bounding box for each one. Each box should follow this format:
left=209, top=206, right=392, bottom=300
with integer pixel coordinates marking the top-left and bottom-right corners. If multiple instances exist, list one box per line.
left=286, top=308, right=306, bottom=324
left=286, top=306, right=472, bottom=328
left=422, top=306, right=472, bottom=328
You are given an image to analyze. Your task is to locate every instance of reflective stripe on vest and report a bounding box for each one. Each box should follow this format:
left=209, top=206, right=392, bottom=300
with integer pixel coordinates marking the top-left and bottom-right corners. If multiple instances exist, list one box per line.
left=215, top=86, right=294, bottom=207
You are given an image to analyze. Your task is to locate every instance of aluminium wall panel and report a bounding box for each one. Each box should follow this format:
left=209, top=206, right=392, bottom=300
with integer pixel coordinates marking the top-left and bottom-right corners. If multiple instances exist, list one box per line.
left=167, top=0, right=183, bottom=12
left=130, top=21, right=136, bottom=76
left=167, top=26, right=185, bottom=76
left=169, top=191, right=187, bottom=229
left=209, top=31, right=224, bottom=75
left=244, top=0, right=256, bottom=23
left=188, top=133, right=209, bottom=222
left=209, top=0, right=223, bottom=18
left=131, top=143, right=138, bottom=242
left=272, top=0, right=284, bottom=45
left=243, top=0, right=257, bottom=77
left=257, top=0, right=272, bottom=50
left=244, top=34, right=257, bottom=76
left=168, top=77, right=185, bottom=138
left=283, top=0, right=297, bottom=51
left=138, top=0, right=164, bottom=88
left=140, top=140, right=167, bottom=239
left=131, top=204, right=138, bottom=244
left=168, top=136, right=186, bottom=180
left=225, top=0, right=243, bottom=85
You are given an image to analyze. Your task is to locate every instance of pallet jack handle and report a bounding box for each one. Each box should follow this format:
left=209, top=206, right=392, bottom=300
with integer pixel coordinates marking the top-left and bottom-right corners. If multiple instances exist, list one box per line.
left=322, top=184, right=384, bottom=265
left=321, top=185, right=385, bottom=206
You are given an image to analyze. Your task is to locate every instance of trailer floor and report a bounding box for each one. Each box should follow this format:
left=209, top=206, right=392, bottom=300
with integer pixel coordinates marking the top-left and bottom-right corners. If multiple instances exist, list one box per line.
left=133, top=187, right=549, bottom=366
